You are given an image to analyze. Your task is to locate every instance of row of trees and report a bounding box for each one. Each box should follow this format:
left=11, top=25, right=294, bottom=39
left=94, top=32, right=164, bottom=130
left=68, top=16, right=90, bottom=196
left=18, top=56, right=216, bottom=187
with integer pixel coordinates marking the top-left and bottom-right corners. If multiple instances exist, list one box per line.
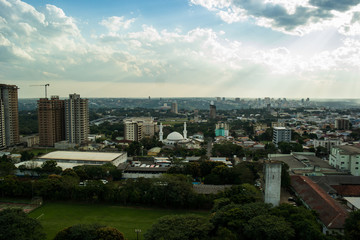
left=0, top=174, right=214, bottom=209
left=168, top=161, right=263, bottom=185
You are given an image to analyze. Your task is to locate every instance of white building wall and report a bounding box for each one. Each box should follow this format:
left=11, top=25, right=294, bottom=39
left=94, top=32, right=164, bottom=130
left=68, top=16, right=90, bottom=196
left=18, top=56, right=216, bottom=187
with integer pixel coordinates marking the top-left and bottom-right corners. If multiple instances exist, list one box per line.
left=264, top=163, right=282, bottom=207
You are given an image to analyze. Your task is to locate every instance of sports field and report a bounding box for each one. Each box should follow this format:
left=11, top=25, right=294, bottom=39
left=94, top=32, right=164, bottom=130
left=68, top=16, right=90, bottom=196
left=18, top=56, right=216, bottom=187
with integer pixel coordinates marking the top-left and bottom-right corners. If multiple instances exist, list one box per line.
left=29, top=202, right=209, bottom=240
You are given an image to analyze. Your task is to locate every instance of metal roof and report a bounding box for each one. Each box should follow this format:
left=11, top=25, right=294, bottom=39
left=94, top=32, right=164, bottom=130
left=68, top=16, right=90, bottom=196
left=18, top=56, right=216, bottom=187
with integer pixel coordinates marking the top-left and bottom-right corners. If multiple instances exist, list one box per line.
left=38, top=151, right=125, bottom=162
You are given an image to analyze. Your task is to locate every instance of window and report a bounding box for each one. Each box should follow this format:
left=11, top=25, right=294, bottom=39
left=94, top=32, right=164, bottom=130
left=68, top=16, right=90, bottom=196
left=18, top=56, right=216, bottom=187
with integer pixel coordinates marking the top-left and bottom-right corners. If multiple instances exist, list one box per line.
left=356, top=167, right=359, bottom=170
left=341, top=162, right=344, bottom=164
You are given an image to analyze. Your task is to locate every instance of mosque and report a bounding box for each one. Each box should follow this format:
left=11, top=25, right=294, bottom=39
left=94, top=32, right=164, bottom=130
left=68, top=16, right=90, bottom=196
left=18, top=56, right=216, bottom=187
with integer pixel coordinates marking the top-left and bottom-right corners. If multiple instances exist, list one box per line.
left=159, top=122, right=191, bottom=146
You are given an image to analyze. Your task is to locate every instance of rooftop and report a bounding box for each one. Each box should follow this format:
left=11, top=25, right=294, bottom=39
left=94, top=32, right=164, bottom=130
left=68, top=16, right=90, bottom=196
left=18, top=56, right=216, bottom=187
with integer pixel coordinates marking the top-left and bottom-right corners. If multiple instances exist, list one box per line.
left=336, top=145, right=360, bottom=155
left=291, top=175, right=348, bottom=229
left=38, top=151, right=125, bottom=162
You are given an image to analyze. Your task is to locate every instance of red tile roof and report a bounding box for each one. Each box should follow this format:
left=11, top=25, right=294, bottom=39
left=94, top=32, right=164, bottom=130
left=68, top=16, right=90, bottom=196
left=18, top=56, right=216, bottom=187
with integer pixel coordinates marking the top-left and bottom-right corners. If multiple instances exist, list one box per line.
left=291, top=175, right=348, bottom=229
left=331, top=185, right=360, bottom=197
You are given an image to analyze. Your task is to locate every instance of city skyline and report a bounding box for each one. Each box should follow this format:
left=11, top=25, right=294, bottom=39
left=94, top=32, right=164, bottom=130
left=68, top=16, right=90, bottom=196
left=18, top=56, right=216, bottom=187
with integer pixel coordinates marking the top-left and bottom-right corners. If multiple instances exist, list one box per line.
left=1, top=0, right=360, bottom=98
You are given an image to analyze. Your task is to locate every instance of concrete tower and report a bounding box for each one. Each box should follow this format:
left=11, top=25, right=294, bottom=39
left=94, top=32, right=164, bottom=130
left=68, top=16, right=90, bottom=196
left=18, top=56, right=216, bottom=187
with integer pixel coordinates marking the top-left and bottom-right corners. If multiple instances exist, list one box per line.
left=264, top=162, right=282, bottom=207
left=209, top=101, right=216, bottom=119
left=159, top=122, right=163, bottom=142
left=183, top=122, right=187, bottom=139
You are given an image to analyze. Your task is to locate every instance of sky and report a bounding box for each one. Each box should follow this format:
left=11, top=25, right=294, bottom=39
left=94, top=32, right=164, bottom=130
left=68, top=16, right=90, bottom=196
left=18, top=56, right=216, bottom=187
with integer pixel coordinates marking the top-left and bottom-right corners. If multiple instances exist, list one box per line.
left=1, top=0, right=360, bottom=98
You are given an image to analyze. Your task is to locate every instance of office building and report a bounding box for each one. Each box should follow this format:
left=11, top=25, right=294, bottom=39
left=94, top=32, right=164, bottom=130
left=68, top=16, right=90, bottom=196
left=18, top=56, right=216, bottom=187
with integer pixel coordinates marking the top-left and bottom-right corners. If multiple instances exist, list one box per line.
left=124, top=118, right=157, bottom=141
left=65, top=94, right=89, bottom=144
left=171, top=102, right=178, bottom=114
left=0, top=84, right=19, bottom=148
left=209, top=101, right=216, bottom=119
left=273, top=127, right=291, bottom=146
left=38, top=96, right=65, bottom=147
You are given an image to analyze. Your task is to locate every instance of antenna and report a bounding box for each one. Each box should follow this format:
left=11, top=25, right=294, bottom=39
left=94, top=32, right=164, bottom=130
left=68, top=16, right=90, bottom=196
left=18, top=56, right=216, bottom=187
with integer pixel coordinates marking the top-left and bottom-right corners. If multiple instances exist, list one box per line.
left=30, top=84, right=50, bottom=98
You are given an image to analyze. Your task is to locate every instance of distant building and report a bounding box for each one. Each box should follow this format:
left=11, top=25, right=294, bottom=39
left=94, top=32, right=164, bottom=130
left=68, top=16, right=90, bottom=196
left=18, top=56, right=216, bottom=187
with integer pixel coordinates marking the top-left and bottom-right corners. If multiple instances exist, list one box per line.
left=20, top=134, right=39, bottom=148
left=124, top=118, right=157, bottom=141
left=273, top=127, right=291, bottom=146
left=38, top=96, right=65, bottom=147
left=264, top=162, right=282, bottom=206
left=329, top=145, right=360, bottom=176
left=65, top=94, right=89, bottom=144
left=171, top=102, right=178, bottom=114
left=215, top=122, right=229, bottom=137
left=0, top=84, right=20, bottom=148
left=209, top=101, right=216, bottom=119
left=314, top=138, right=341, bottom=152
left=335, top=119, right=350, bottom=130
left=235, top=98, right=240, bottom=102
left=271, top=121, right=285, bottom=128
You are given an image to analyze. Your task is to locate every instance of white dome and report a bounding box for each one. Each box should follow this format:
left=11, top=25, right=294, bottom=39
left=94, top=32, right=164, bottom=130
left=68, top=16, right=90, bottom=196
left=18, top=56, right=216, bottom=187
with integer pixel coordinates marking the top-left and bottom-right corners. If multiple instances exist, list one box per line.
left=167, top=132, right=184, bottom=141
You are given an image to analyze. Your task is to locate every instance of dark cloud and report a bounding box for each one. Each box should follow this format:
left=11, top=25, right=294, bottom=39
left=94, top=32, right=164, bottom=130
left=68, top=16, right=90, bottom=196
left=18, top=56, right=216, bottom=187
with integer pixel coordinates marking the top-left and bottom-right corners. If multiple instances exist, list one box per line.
left=309, top=0, right=360, bottom=12
left=231, top=0, right=358, bottom=31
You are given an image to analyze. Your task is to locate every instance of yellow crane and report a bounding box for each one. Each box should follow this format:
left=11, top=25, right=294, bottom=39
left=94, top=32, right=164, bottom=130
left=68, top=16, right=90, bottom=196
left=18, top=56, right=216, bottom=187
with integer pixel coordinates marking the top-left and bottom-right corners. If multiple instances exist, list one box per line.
left=30, top=84, right=50, bottom=98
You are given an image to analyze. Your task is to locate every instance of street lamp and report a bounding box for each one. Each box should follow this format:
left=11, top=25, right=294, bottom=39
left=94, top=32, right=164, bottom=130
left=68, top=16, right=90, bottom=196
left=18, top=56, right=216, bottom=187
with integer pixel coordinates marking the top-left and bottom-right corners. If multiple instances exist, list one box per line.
left=135, top=229, right=141, bottom=240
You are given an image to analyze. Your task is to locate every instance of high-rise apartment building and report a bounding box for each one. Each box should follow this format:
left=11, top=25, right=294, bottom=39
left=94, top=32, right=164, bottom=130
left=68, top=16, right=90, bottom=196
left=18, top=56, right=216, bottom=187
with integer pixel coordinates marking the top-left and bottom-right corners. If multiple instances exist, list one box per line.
left=171, top=102, right=178, bottom=114
left=335, top=118, right=350, bottom=130
left=124, top=118, right=157, bottom=141
left=38, top=96, right=65, bottom=147
left=65, top=94, right=89, bottom=144
left=273, top=127, right=291, bottom=147
left=209, top=101, right=216, bottom=119
left=0, top=84, right=19, bottom=148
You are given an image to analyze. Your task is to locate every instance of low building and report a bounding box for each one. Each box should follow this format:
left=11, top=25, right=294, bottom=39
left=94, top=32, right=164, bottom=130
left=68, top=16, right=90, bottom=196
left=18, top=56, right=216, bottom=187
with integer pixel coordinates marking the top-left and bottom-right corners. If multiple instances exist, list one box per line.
left=22, top=151, right=128, bottom=170
left=291, top=175, right=348, bottom=235
left=20, top=134, right=39, bottom=147
left=329, top=145, right=360, bottom=176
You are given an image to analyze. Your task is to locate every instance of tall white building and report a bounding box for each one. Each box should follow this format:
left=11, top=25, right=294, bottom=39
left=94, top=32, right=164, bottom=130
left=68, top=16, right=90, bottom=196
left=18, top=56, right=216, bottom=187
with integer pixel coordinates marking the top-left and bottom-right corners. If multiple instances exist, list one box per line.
left=65, top=94, right=89, bottom=144
left=273, top=127, right=291, bottom=146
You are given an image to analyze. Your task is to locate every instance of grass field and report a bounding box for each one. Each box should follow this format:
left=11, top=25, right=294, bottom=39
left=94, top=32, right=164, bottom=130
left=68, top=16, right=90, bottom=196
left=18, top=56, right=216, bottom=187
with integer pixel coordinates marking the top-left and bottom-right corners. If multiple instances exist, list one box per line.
left=29, top=202, right=209, bottom=240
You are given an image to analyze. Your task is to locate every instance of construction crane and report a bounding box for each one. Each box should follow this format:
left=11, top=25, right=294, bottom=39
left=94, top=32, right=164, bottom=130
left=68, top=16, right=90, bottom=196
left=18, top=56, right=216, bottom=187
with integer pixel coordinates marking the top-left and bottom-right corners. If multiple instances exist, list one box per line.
left=30, top=84, right=50, bottom=98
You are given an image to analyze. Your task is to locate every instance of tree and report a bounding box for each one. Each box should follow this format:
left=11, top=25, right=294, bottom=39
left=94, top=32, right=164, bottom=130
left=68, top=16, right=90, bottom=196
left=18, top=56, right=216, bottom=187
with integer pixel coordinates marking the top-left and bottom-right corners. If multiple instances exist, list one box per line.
left=244, top=215, right=295, bottom=240
left=345, top=210, right=360, bottom=240
left=95, top=227, right=125, bottom=240
left=144, top=215, right=212, bottom=240
left=0, top=208, right=45, bottom=240
left=0, top=162, right=16, bottom=176
left=54, top=224, right=108, bottom=240
left=41, top=160, right=62, bottom=175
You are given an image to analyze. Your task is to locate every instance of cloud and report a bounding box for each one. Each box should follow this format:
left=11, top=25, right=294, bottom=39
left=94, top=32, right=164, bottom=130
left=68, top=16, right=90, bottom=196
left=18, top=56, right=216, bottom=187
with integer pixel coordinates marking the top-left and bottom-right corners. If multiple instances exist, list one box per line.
left=100, top=16, right=136, bottom=32
left=1, top=0, right=360, bottom=98
left=190, top=0, right=360, bottom=35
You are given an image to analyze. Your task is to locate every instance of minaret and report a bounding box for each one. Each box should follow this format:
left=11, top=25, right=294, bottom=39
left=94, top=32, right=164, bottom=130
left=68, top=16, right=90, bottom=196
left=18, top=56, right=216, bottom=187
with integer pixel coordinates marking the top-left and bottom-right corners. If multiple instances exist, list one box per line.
left=159, top=123, right=163, bottom=142
left=183, top=122, right=187, bottom=139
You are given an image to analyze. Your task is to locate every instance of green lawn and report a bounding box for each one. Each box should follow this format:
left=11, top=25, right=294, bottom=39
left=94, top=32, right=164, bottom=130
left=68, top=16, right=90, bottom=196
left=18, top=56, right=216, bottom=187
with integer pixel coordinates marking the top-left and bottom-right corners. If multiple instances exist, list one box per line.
left=29, top=202, right=209, bottom=240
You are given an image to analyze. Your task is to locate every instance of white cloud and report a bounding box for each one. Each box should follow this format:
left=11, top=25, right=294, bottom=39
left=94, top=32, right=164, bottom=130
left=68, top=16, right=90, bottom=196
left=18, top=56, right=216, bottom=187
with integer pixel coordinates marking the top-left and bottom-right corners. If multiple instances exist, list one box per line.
left=1, top=0, right=360, bottom=98
left=100, top=16, right=135, bottom=33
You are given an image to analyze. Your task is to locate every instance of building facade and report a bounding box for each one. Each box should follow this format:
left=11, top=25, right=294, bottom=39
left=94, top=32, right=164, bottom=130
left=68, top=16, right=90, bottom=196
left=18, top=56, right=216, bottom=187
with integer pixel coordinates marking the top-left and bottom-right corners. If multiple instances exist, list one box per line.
left=329, top=145, right=360, bottom=176
left=215, top=122, right=229, bottom=137
left=314, top=138, right=341, bottom=152
left=0, top=84, right=19, bottom=148
left=38, top=96, right=65, bottom=147
left=65, top=94, right=89, bottom=144
left=335, top=119, right=350, bottom=130
left=171, top=102, right=178, bottom=114
left=124, top=118, right=157, bottom=141
left=273, top=127, right=291, bottom=146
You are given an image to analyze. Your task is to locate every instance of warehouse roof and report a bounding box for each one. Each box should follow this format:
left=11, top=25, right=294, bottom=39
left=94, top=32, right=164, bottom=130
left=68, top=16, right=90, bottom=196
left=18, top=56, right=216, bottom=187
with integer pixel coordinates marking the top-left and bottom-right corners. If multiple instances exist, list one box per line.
left=38, top=151, right=125, bottom=162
